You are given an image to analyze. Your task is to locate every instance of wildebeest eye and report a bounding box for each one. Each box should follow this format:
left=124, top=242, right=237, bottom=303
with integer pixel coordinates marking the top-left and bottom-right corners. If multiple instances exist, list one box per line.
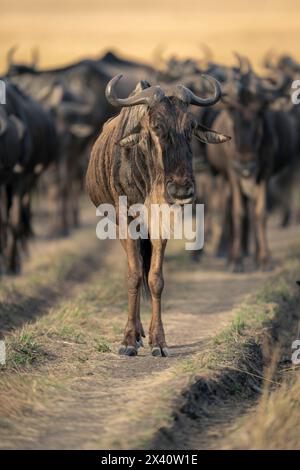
left=153, top=123, right=164, bottom=133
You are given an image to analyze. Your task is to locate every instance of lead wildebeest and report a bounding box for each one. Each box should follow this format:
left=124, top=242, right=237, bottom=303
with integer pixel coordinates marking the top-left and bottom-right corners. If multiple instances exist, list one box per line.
left=86, top=74, right=230, bottom=356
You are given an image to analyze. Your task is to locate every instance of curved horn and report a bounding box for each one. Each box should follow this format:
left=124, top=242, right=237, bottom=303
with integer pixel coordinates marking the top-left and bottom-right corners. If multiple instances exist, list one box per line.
left=263, top=48, right=276, bottom=70
left=174, top=74, right=222, bottom=107
left=259, top=72, right=285, bottom=93
left=198, top=43, right=213, bottom=63
left=105, top=74, right=165, bottom=108
left=6, top=45, right=18, bottom=68
left=152, top=43, right=165, bottom=68
left=234, top=52, right=252, bottom=76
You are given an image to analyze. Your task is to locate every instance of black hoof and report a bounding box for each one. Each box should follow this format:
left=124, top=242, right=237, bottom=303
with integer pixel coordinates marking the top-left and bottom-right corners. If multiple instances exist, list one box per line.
left=255, top=258, right=273, bottom=272
left=6, top=265, right=21, bottom=276
left=260, top=263, right=273, bottom=273
left=47, top=228, right=70, bottom=239
left=190, top=253, right=202, bottom=264
left=136, top=338, right=144, bottom=349
left=232, top=262, right=244, bottom=273
left=216, top=250, right=227, bottom=259
left=118, top=346, right=137, bottom=356
left=151, top=347, right=170, bottom=357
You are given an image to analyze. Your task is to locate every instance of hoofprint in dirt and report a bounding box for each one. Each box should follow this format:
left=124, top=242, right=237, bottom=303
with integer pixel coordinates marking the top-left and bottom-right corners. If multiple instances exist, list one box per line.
left=0, top=214, right=299, bottom=449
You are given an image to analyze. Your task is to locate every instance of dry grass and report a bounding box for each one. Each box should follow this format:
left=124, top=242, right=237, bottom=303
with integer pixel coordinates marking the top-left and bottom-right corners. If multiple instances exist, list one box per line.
left=151, top=253, right=300, bottom=449
left=210, top=260, right=300, bottom=450
left=0, top=204, right=299, bottom=448
left=0, top=247, right=299, bottom=448
left=0, top=223, right=104, bottom=333
left=218, top=366, right=300, bottom=449
left=0, top=272, right=126, bottom=425
left=0, top=213, right=126, bottom=426
left=216, top=275, right=300, bottom=450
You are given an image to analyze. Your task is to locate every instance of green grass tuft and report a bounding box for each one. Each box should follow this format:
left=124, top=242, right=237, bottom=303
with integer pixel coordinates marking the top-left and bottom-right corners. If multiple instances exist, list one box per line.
left=94, top=337, right=111, bottom=353
left=8, top=329, right=47, bottom=367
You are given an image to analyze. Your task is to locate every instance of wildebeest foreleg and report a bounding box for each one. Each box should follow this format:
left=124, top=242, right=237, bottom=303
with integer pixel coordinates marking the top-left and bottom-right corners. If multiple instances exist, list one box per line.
left=230, top=183, right=245, bottom=272
left=148, top=239, right=169, bottom=357
left=135, top=289, right=145, bottom=347
left=70, top=178, right=81, bottom=229
left=119, top=238, right=143, bottom=356
left=254, top=181, right=270, bottom=269
left=5, top=192, right=22, bottom=274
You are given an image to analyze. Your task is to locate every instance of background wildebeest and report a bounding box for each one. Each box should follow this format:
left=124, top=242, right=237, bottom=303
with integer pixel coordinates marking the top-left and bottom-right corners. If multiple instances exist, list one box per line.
left=5, top=48, right=167, bottom=236
left=86, top=73, right=230, bottom=356
left=6, top=50, right=111, bottom=235
left=0, top=80, right=57, bottom=273
left=3, top=48, right=300, bottom=278
left=191, top=56, right=299, bottom=271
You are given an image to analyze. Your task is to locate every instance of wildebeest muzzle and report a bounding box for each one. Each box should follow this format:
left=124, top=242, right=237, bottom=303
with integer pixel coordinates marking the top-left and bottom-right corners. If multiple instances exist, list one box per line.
left=166, top=177, right=195, bottom=205
left=233, top=159, right=257, bottom=179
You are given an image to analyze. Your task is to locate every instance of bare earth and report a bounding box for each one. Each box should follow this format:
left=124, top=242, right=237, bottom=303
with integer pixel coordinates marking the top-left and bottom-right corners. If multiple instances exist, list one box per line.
left=0, top=208, right=299, bottom=449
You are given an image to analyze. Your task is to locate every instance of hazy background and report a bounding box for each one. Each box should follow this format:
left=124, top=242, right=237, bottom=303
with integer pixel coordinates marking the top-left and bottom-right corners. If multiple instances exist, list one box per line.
left=1, top=0, right=300, bottom=71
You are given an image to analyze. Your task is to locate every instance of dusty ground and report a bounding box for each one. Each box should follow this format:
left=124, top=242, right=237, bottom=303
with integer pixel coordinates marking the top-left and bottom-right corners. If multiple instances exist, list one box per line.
left=0, top=204, right=299, bottom=450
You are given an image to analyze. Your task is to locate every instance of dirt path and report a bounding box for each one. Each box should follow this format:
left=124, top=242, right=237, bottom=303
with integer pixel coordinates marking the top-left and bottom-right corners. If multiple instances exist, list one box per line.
left=0, top=212, right=300, bottom=450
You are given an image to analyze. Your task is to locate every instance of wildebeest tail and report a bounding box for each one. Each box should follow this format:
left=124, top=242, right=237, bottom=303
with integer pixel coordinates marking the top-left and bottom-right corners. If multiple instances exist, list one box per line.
left=139, top=238, right=152, bottom=298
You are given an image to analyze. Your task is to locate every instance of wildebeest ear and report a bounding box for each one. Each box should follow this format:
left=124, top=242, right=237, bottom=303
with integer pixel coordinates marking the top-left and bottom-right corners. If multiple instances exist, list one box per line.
left=118, top=133, right=140, bottom=148
left=69, top=123, right=94, bottom=138
left=194, top=123, right=231, bottom=144
left=118, top=123, right=142, bottom=148
left=36, top=84, right=64, bottom=106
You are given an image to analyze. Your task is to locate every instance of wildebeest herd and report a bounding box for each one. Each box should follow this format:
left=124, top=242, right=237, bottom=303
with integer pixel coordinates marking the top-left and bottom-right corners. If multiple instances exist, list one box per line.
left=1, top=47, right=300, bottom=355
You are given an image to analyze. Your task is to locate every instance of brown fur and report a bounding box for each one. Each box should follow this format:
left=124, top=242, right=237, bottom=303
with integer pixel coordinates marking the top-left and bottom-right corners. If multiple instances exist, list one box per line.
left=86, top=94, right=196, bottom=355
left=86, top=78, right=229, bottom=355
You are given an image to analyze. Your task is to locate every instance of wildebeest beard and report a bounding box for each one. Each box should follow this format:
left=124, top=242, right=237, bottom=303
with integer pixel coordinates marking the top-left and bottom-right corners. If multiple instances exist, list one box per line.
left=113, top=95, right=194, bottom=207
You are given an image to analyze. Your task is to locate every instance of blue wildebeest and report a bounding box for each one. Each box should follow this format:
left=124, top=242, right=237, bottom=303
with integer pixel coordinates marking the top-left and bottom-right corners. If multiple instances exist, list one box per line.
left=0, top=81, right=57, bottom=273
left=86, top=74, right=230, bottom=356
left=199, top=59, right=297, bottom=271
left=6, top=50, right=110, bottom=235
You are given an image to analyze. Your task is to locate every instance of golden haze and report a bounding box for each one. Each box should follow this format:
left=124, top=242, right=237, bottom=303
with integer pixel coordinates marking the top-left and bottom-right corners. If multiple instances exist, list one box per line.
left=1, top=0, right=300, bottom=72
